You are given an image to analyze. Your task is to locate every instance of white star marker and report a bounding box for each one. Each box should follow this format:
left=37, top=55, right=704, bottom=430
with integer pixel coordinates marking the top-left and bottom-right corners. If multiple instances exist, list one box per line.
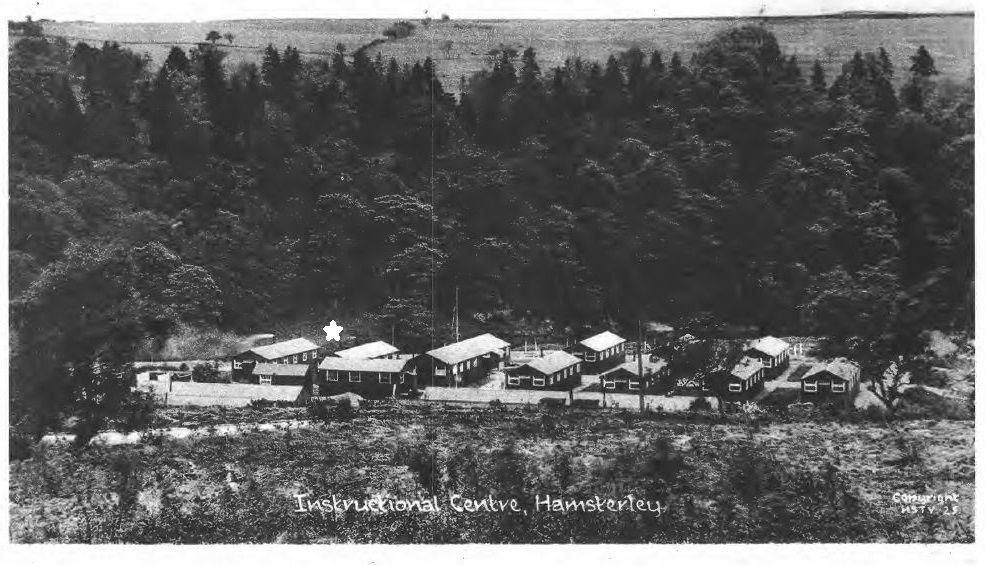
left=323, top=320, right=344, bottom=342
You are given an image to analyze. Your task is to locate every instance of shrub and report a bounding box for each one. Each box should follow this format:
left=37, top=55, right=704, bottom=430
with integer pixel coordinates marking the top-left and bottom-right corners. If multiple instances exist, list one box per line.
left=191, top=363, right=225, bottom=383
left=689, top=397, right=713, bottom=412
left=10, top=430, right=33, bottom=461
left=539, top=397, right=566, bottom=408
left=571, top=399, right=600, bottom=409
left=306, top=400, right=331, bottom=422
left=383, top=21, right=416, bottom=39
left=116, top=390, right=156, bottom=432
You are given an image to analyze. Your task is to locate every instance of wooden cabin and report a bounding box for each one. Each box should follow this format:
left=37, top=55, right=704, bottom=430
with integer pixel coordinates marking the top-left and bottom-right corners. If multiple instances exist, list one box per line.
left=725, top=356, right=766, bottom=394
left=413, top=333, right=511, bottom=387
left=507, top=351, right=582, bottom=390
left=599, top=358, right=669, bottom=392
left=571, top=331, right=627, bottom=374
left=745, top=336, right=791, bottom=378
left=318, top=357, right=410, bottom=396
left=800, top=359, right=861, bottom=402
left=332, top=340, right=400, bottom=360
left=231, top=337, right=320, bottom=379
left=250, top=363, right=313, bottom=386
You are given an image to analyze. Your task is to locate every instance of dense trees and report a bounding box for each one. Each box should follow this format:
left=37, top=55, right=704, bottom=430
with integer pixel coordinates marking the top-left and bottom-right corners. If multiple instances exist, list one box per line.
left=8, top=24, right=973, bottom=435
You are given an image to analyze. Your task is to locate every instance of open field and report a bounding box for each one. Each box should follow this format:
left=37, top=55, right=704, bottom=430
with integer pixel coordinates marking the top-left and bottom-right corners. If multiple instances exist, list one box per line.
left=11, top=403, right=973, bottom=543
left=38, top=16, right=974, bottom=93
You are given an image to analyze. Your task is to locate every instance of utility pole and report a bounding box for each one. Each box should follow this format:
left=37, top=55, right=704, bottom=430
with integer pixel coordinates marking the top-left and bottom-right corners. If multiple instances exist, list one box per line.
left=638, top=319, right=645, bottom=412
left=454, top=285, right=460, bottom=343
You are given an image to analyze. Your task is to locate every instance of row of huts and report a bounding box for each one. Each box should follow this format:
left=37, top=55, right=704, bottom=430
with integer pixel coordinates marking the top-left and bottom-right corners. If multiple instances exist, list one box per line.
left=226, top=330, right=862, bottom=401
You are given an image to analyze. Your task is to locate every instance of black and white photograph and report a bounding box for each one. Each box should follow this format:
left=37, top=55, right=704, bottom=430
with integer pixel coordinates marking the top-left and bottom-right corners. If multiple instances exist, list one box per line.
left=4, top=0, right=978, bottom=552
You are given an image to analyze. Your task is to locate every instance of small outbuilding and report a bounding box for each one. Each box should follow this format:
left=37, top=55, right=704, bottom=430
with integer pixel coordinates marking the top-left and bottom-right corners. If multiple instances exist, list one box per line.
left=250, top=363, right=314, bottom=387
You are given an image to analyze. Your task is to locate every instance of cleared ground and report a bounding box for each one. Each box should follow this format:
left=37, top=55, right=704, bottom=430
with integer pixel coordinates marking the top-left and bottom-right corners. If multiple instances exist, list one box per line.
left=38, top=16, right=974, bottom=94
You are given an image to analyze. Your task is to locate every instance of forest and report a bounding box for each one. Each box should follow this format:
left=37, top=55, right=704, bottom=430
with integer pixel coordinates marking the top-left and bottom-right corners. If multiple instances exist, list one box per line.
left=8, top=22, right=973, bottom=438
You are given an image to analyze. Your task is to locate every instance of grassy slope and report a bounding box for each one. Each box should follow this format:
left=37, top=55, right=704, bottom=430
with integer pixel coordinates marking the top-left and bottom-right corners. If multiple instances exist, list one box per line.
left=40, top=16, right=974, bottom=94
left=11, top=404, right=974, bottom=543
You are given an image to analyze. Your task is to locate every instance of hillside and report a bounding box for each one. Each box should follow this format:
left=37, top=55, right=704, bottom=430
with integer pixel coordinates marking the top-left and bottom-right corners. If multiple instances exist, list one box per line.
left=10, top=405, right=974, bottom=543
left=39, top=16, right=974, bottom=93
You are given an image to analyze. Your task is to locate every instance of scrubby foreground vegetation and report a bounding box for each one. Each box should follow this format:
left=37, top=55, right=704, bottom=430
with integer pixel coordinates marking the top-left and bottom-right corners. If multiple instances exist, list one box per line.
left=10, top=405, right=973, bottom=543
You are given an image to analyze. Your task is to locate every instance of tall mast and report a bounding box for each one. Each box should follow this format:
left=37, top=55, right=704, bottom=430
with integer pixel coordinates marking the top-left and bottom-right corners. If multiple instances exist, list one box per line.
left=638, top=319, right=645, bottom=412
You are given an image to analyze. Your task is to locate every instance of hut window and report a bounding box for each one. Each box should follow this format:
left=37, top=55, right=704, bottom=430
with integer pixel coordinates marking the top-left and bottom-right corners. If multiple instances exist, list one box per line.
left=804, top=382, right=818, bottom=393
left=533, top=377, right=545, bottom=387
left=585, top=352, right=596, bottom=362
left=233, top=360, right=242, bottom=369
left=349, top=372, right=361, bottom=383
left=302, top=353, right=308, bottom=361
left=832, top=382, right=845, bottom=393
left=327, top=372, right=339, bottom=382
left=379, top=373, right=391, bottom=384
left=728, top=383, right=742, bottom=392
left=507, top=376, right=520, bottom=385
left=259, top=375, right=272, bottom=385
left=603, top=380, right=615, bottom=390
left=629, top=381, right=640, bottom=391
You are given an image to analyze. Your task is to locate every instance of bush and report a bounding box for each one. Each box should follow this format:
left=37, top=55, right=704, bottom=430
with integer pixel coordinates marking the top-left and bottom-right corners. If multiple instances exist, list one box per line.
left=306, top=400, right=331, bottom=422
left=116, top=390, right=157, bottom=432
left=538, top=397, right=566, bottom=408
left=571, top=399, right=600, bottom=409
left=895, top=387, right=971, bottom=420
left=10, top=430, right=33, bottom=461
left=689, top=397, right=713, bottom=412
left=383, top=21, right=416, bottom=39
left=191, top=363, right=225, bottom=383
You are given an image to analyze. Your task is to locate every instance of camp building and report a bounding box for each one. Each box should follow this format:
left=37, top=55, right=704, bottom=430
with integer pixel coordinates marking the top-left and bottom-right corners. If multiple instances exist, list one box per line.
left=599, top=358, right=670, bottom=392
left=414, top=333, right=511, bottom=386
left=232, top=337, right=320, bottom=378
left=800, top=359, right=861, bottom=400
left=745, top=336, right=791, bottom=378
left=571, top=331, right=627, bottom=374
left=507, top=351, right=583, bottom=390
left=250, top=363, right=314, bottom=386
left=725, top=356, right=766, bottom=394
left=318, top=357, right=410, bottom=396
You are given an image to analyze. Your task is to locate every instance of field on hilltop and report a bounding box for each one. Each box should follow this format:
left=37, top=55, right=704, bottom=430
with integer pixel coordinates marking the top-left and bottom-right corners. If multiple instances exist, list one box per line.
left=40, top=16, right=974, bottom=93
left=10, top=404, right=974, bottom=543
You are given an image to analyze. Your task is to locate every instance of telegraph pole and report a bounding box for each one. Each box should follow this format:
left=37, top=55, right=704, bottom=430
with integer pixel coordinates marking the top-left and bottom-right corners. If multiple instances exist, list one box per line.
left=454, top=285, right=460, bottom=342
left=638, top=319, right=645, bottom=412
